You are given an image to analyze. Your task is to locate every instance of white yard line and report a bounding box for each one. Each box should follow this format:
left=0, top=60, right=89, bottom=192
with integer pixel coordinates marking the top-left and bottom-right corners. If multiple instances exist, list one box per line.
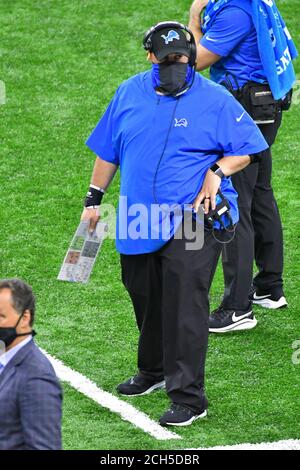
left=42, top=350, right=181, bottom=441
left=188, top=439, right=300, bottom=450
left=42, top=350, right=298, bottom=449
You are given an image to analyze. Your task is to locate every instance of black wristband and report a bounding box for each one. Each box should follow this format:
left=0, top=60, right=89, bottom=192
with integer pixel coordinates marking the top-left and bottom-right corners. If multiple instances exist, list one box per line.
left=84, top=186, right=105, bottom=208
left=210, top=163, right=225, bottom=179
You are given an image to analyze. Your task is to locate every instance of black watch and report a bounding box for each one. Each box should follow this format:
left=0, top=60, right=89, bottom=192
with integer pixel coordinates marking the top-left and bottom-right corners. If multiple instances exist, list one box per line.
left=210, top=163, right=225, bottom=179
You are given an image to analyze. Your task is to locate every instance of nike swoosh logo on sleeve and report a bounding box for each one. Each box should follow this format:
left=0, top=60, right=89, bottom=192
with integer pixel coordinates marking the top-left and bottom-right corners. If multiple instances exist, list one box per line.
left=236, top=111, right=246, bottom=122
left=205, top=36, right=218, bottom=42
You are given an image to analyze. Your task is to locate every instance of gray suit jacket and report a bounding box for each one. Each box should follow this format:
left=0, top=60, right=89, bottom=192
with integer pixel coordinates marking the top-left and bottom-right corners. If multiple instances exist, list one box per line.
left=0, top=339, right=62, bottom=450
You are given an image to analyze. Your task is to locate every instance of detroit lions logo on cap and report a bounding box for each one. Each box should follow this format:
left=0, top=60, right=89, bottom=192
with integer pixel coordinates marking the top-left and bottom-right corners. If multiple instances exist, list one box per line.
left=161, top=30, right=180, bottom=45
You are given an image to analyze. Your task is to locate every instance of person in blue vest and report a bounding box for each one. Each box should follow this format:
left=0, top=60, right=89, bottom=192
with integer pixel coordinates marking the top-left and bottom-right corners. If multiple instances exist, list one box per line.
left=81, top=22, right=268, bottom=425
left=188, top=0, right=298, bottom=333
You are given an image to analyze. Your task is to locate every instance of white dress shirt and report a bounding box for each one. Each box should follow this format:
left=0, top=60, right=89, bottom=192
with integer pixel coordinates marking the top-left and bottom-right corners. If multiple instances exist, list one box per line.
left=0, top=336, right=32, bottom=374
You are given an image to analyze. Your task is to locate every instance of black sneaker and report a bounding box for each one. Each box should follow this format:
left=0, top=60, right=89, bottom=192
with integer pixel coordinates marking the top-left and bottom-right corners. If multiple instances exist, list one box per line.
left=159, top=402, right=208, bottom=427
left=209, top=306, right=257, bottom=333
left=116, top=374, right=165, bottom=396
left=249, top=288, right=288, bottom=309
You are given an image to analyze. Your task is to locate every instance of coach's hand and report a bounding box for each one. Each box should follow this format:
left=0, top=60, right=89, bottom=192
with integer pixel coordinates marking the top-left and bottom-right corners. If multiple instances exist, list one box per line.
left=190, top=0, right=209, bottom=20
left=81, top=207, right=100, bottom=234
left=193, top=169, right=221, bottom=214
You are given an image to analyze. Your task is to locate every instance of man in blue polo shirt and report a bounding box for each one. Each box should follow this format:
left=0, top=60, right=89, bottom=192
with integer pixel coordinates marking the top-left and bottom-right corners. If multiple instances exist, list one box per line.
left=188, top=0, right=297, bottom=332
left=81, top=22, right=267, bottom=426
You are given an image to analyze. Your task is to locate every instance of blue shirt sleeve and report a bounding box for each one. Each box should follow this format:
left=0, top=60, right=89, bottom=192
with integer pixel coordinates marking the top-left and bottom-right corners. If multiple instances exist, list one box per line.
left=86, top=90, right=120, bottom=165
left=201, top=7, right=252, bottom=57
left=217, top=96, right=268, bottom=156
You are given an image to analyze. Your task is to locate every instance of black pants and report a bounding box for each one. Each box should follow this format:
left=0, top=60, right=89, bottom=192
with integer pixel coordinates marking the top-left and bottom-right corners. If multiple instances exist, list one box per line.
left=121, top=229, right=222, bottom=414
left=222, top=111, right=284, bottom=310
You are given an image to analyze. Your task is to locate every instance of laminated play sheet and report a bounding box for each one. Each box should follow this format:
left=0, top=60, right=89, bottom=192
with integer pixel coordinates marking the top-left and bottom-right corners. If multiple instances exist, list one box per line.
left=57, top=221, right=108, bottom=284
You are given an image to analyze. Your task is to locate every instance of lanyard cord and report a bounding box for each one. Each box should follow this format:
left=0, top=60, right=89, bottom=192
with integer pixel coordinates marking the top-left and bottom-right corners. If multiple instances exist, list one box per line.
left=151, top=93, right=236, bottom=245
left=152, top=97, right=181, bottom=206
left=189, top=206, right=236, bottom=243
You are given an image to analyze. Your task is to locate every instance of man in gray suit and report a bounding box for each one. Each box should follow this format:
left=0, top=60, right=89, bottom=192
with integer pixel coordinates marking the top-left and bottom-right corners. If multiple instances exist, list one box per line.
left=0, top=279, right=62, bottom=450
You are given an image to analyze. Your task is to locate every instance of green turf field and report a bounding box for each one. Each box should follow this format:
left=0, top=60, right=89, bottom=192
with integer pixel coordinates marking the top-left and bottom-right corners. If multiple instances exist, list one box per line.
left=0, top=0, right=299, bottom=450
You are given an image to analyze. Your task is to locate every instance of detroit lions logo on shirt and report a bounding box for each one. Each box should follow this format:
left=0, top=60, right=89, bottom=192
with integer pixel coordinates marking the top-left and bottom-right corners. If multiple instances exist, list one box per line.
left=175, top=118, right=188, bottom=128
left=161, top=30, right=180, bottom=45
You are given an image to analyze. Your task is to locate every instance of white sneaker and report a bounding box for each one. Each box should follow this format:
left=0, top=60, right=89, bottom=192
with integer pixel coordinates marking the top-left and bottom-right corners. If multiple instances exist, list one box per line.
left=250, top=291, right=288, bottom=309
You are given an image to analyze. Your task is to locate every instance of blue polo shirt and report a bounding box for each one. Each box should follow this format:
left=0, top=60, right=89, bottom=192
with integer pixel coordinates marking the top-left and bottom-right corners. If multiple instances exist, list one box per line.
left=86, top=71, right=268, bottom=255
left=201, top=5, right=267, bottom=88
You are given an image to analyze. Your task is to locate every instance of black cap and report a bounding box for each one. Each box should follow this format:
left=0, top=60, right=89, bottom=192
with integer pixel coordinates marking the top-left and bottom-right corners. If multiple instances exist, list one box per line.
left=151, top=27, right=190, bottom=61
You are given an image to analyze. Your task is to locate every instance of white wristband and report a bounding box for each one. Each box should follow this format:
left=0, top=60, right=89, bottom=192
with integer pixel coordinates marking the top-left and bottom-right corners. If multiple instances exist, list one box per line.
left=90, top=184, right=105, bottom=193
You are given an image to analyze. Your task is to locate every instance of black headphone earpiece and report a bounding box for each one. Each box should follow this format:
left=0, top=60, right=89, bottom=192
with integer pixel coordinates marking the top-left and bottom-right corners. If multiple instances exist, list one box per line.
left=143, top=21, right=197, bottom=67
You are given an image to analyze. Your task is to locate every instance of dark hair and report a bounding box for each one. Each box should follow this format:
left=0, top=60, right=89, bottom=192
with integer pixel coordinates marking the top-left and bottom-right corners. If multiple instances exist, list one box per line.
left=0, top=279, right=35, bottom=326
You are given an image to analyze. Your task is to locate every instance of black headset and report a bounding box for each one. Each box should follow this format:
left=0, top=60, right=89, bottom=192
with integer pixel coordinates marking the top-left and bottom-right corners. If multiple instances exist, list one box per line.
left=143, top=21, right=197, bottom=67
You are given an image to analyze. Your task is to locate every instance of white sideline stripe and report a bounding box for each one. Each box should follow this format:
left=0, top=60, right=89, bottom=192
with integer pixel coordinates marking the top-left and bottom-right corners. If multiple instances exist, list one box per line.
left=42, top=350, right=181, bottom=441
left=187, top=439, right=300, bottom=450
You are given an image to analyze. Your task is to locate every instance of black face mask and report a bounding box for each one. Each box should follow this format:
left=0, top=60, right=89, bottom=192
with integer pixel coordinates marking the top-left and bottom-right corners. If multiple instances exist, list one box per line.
left=157, top=62, right=189, bottom=96
left=0, top=313, right=34, bottom=348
